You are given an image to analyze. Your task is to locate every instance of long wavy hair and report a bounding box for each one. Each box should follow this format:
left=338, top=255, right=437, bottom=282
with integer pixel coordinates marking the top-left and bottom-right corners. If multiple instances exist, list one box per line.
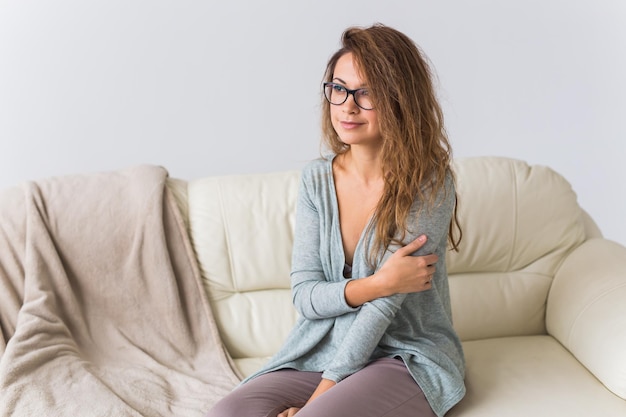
left=321, top=24, right=462, bottom=257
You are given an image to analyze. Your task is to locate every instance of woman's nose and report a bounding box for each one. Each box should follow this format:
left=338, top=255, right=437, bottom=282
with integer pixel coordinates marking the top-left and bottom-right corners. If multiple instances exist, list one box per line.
left=341, top=93, right=359, bottom=113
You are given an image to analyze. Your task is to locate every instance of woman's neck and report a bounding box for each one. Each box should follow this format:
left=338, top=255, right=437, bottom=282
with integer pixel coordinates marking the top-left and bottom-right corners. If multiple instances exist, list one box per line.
left=340, top=147, right=383, bottom=186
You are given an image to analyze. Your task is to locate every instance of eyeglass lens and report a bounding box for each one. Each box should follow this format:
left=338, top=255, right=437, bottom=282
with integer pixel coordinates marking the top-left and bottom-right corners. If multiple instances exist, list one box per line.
left=324, top=83, right=373, bottom=110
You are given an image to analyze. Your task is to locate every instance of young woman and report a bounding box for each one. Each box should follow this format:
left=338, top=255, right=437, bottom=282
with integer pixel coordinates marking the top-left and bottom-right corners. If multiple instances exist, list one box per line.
left=206, top=23, right=465, bottom=417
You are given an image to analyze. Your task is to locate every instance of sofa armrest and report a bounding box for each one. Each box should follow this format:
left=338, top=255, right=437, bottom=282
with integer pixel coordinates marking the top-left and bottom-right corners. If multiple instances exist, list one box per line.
left=547, top=238, right=626, bottom=399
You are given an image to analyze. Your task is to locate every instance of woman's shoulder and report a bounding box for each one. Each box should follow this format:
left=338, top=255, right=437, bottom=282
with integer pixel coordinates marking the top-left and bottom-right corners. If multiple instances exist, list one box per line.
left=407, top=167, right=457, bottom=217
left=297, top=155, right=336, bottom=205
left=442, top=167, right=456, bottom=194
left=300, top=154, right=334, bottom=183
left=424, top=167, right=456, bottom=199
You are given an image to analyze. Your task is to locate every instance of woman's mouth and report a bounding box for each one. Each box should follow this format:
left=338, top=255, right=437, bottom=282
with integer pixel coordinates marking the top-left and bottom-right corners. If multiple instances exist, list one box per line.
left=340, top=121, right=363, bottom=129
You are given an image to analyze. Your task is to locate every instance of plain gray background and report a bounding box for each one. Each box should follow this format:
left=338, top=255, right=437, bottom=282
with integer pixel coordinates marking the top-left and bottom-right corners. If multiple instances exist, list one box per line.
left=1, top=0, right=625, bottom=246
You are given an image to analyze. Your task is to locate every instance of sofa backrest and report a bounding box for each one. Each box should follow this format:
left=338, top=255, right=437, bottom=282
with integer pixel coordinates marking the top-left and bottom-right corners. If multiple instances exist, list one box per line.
left=446, top=157, right=586, bottom=340
left=180, top=156, right=587, bottom=378
left=185, top=171, right=300, bottom=377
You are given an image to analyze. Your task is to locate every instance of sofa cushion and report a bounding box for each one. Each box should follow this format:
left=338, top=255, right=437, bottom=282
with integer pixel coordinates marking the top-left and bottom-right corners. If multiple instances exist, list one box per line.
left=447, top=336, right=626, bottom=416
left=448, top=157, right=586, bottom=341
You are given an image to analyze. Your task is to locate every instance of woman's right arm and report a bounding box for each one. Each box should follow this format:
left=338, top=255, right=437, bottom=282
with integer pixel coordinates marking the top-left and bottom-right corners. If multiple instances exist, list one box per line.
left=290, top=174, right=361, bottom=320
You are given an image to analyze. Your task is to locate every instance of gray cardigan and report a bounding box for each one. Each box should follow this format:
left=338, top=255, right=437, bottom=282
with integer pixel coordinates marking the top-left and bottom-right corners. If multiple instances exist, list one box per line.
left=244, top=156, right=466, bottom=417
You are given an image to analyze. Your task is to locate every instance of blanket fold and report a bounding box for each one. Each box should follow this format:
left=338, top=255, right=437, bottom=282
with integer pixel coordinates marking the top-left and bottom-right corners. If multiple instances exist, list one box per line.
left=0, top=166, right=238, bottom=417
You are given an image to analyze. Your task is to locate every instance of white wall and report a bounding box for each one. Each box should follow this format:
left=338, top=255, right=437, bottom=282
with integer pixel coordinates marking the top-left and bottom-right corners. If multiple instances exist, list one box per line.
left=1, top=0, right=625, bottom=246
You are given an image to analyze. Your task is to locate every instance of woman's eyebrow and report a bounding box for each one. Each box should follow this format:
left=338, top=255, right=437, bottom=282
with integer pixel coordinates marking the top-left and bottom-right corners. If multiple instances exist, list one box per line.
left=332, top=77, right=368, bottom=88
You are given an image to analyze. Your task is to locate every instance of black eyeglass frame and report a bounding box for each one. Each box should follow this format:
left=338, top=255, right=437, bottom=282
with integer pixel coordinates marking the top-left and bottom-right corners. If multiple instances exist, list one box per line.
left=323, top=82, right=374, bottom=110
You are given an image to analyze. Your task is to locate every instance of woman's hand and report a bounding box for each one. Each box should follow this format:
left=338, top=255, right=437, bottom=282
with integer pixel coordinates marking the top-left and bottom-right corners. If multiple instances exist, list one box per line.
left=374, top=235, right=438, bottom=296
left=276, top=378, right=336, bottom=416
left=277, top=407, right=301, bottom=417
left=344, top=235, right=437, bottom=307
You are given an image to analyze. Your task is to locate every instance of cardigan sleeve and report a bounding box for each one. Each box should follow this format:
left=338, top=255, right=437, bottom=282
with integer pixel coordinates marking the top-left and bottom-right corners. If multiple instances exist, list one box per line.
left=290, top=168, right=360, bottom=320
left=322, top=174, right=456, bottom=382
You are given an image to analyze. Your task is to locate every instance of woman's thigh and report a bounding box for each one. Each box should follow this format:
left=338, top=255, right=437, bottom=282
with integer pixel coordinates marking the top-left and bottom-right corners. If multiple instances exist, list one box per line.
left=296, top=358, right=436, bottom=417
left=205, top=369, right=321, bottom=417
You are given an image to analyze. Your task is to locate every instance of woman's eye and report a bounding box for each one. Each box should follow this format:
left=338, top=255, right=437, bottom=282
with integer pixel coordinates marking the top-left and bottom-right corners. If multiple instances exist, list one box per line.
left=358, top=89, right=370, bottom=96
left=332, top=84, right=346, bottom=92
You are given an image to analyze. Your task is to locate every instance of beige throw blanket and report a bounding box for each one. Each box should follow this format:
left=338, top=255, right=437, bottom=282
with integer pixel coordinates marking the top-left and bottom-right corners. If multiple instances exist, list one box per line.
left=0, top=166, right=239, bottom=416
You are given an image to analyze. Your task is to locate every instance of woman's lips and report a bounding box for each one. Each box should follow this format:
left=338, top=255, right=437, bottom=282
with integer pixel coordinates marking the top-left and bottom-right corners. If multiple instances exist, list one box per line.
left=340, top=121, right=363, bottom=129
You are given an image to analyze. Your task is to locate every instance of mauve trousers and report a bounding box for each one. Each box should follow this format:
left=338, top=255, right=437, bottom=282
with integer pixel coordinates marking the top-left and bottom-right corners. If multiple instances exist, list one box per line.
left=205, top=358, right=437, bottom=417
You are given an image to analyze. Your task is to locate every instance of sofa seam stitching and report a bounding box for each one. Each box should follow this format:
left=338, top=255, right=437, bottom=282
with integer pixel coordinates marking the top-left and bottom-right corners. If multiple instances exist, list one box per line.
left=507, top=160, right=519, bottom=272
left=566, top=281, right=626, bottom=345
left=217, top=180, right=238, bottom=293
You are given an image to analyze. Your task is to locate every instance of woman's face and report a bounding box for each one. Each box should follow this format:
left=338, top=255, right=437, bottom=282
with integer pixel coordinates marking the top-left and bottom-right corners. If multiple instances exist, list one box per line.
left=329, top=53, right=381, bottom=149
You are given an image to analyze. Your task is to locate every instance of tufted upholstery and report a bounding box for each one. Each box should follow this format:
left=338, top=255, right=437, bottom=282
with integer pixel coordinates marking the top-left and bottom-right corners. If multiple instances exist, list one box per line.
left=170, top=156, right=626, bottom=416
left=447, top=157, right=586, bottom=341
left=186, top=171, right=300, bottom=377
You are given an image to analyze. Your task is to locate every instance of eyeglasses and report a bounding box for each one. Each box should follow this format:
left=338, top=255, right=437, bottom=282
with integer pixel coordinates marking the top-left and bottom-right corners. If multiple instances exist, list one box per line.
left=323, top=82, right=374, bottom=110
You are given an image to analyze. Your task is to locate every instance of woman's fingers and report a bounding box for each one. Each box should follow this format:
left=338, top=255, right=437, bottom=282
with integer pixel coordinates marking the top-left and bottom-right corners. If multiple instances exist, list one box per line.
left=396, top=235, right=427, bottom=255
left=277, top=407, right=301, bottom=417
left=395, top=236, right=438, bottom=264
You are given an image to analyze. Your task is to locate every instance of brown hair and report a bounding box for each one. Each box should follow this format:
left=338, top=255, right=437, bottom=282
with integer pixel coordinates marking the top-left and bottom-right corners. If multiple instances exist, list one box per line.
left=321, top=23, right=462, bottom=256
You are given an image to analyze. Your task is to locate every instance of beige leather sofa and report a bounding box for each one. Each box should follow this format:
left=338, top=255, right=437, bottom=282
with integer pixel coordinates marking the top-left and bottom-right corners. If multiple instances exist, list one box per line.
left=172, top=156, right=626, bottom=416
